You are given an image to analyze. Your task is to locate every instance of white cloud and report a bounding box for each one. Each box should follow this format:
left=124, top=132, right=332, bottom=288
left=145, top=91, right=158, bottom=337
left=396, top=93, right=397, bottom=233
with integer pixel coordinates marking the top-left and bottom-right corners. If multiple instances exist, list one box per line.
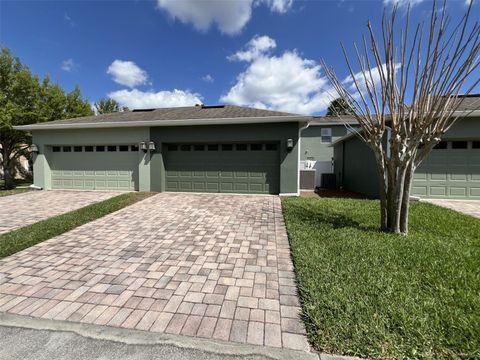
left=108, top=88, right=202, bottom=109
left=221, top=48, right=336, bottom=114
left=202, top=74, right=214, bottom=83
left=156, top=0, right=293, bottom=35
left=383, top=0, right=425, bottom=7
left=107, top=60, right=148, bottom=88
left=64, top=12, right=76, bottom=27
left=228, top=35, right=276, bottom=62
left=61, top=59, right=77, bottom=72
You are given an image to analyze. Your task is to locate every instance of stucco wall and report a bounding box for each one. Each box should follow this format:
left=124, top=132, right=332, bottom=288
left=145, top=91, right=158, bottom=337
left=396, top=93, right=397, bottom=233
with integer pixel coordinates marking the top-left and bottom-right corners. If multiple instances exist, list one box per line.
left=300, top=125, right=353, bottom=161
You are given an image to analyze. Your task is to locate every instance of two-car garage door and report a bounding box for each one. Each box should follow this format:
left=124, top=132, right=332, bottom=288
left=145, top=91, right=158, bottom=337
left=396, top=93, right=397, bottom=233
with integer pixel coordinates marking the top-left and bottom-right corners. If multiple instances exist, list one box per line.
left=164, top=143, right=280, bottom=194
left=412, top=140, right=480, bottom=198
left=50, top=145, right=139, bottom=191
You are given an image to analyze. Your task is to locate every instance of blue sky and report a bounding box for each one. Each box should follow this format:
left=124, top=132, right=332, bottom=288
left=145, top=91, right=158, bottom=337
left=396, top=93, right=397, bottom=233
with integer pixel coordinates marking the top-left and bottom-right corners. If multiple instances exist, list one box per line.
left=1, top=0, right=478, bottom=114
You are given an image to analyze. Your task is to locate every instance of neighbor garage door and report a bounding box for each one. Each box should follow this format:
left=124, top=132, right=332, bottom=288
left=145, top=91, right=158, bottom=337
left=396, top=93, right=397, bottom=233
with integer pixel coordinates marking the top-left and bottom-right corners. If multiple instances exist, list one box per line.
left=49, top=145, right=139, bottom=191
left=164, top=143, right=280, bottom=194
left=412, top=140, right=480, bottom=198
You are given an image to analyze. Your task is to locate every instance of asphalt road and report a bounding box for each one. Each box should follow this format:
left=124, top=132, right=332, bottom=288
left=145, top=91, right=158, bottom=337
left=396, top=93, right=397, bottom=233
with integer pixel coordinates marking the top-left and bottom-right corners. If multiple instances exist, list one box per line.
left=0, top=326, right=271, bottom=360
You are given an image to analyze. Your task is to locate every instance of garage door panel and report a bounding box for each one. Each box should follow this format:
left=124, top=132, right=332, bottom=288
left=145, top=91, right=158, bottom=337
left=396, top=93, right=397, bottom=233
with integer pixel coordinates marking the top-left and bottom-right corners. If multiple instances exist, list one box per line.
left=413, top=143, right=479, bottom=199
left=50, top=148, right=138, bottom=191
left=165, top=143, right=280, bottom=194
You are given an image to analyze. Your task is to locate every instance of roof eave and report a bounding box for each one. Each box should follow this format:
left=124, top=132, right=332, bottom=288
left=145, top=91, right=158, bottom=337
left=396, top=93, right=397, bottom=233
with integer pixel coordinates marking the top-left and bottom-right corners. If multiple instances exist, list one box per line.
left=14, top=115, right=311, bottom=131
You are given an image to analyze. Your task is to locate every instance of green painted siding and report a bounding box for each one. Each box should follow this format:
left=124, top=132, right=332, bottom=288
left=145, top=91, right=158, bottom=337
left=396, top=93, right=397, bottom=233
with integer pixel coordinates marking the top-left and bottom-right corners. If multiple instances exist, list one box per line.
left=150, top=123, right=299, bottom=194
left=300, top=125, right=354, bottom=161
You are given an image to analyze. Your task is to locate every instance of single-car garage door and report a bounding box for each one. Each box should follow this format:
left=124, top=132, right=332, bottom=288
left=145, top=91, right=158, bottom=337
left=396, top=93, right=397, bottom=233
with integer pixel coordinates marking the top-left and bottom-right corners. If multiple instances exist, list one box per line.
left=164, top=143, right=280, bottom=194
left=412, top=140, right=480, bottom=198
left=49, top=145, right=139, bottom=191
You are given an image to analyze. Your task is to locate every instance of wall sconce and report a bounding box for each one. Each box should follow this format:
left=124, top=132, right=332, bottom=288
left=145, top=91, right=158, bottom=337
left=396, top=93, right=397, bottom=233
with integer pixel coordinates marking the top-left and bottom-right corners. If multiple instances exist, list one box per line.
left=30, top=144, right=39, bottom=153
left=286, top=138, right=294, bottom=152
left=140, top=142, right=148, bottom=153
left=148, top=141, right=156, bottom=152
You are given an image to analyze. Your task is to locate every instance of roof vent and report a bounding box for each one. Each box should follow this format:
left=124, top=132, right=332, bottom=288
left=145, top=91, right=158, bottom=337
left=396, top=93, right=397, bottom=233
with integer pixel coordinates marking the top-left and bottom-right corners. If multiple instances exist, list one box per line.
left=201, top=105, right=225, bottom=109
left=132, top=108, right=156, bottom=112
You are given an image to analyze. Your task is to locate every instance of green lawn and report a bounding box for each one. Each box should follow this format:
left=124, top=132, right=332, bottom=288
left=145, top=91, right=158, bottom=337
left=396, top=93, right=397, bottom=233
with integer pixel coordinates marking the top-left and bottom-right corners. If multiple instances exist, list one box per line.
left=282, top=197, right=480, bottom=360
left=0, top=179, right=32, bottom=197
left=0, top=192, right=154, bottom=258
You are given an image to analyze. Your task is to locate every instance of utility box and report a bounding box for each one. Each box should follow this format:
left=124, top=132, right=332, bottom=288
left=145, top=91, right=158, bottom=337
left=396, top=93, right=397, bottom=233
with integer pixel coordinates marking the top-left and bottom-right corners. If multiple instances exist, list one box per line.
left=321, top=173, right=337, bottom=189
left=300, top=169, right=316, bottom=190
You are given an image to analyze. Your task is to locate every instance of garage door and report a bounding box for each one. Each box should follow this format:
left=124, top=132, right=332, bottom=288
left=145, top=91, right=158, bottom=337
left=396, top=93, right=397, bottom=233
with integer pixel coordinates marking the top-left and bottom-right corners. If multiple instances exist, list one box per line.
left=164, top=143, right=280, bottom=194
left=50, top=145, right=139, bottom=191
left=412, top=140, right=480, bottom=198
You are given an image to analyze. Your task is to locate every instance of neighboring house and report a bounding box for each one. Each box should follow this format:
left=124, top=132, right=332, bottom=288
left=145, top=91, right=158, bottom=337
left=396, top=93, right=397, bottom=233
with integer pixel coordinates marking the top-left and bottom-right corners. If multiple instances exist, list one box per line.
left=0, top=152, right=31, bottom=180
left=14, top=105, right=309, bottom=195
left=299, top=116, right=358, bottom=188
left=332, top=94, right=480, bottom=199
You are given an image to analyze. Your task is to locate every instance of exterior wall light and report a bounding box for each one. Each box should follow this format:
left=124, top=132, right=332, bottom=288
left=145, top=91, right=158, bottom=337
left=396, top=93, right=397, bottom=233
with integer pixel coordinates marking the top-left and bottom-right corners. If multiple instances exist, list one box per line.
left=148, top=141, right=156, bottom=151
left=30, top=144, right=39, bottom=153
left=286, top=138, right=294, bottom=152
left=140, top=142, right=148, bottom=153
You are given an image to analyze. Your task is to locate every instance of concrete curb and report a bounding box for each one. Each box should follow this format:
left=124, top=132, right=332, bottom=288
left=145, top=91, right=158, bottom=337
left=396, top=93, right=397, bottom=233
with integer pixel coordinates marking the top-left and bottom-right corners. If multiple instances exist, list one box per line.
left=0, top=313, right=319, bottom=360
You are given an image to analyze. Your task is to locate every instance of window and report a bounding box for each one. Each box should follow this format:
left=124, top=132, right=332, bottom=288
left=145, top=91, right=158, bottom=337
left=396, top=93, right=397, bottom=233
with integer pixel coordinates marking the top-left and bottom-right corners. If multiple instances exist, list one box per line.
left=180, top=144, right=191, bottom=151
left=221, top=144, right=233, bottom=151
left=74, top=146, right=82, bottom=152
left=250, top=144, right=262, bottom=151
left=321, top=128, right=332, bottom=143
left=63, top=146, right=71, bottom=152
left=193, top=144, right=205, bottom=151
left=52, top=146, right=61, bottom=152
left=131, top=144, right=139, bottom=152
left=265, top=143, right=278, bottom=151
left=433, top=141, right=447, bottom=149
left=96, top=146, right=105, bottom=152
left=472, top=141, right=480, bottom=149
left=207, top=144, right=218, bottom=151
left=107, top=145, right=117, bottom=152
left=167, top=145, right=178, bottom=151
left=236, top=144, right=247, bottom=151
left=85, top=146, right=94, bottom=152
left=119, top=145, right=129, bottom=152
left=452, top=141, right=468, bottom=149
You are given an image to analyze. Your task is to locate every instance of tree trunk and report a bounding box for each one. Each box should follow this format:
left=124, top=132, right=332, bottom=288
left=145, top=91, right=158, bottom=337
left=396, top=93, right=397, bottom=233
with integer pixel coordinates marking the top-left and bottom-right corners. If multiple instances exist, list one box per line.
left=400, top=162, right=414, bottom=234
left=2, top=162, right=15, bottom=190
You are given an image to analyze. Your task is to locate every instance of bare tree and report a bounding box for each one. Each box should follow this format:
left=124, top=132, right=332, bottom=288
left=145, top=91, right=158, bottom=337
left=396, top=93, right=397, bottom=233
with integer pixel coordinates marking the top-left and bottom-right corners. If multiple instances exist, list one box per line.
left=321, top=0, right=480, bottom=234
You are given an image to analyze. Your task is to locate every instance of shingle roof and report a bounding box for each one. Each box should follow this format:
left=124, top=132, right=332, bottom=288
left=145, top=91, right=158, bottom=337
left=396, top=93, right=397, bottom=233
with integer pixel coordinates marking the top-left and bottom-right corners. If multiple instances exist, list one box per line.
left=24, top=105, right=303, bottom=127
left=453, top=94, right=480, bottom=111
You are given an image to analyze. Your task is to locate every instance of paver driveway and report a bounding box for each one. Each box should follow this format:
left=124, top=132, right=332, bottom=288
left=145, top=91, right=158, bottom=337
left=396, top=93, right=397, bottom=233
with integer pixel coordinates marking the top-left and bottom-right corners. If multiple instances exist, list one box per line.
left=0, top=190, right=121, bottom=234
left=422, top=199, right=480, bottom=219
left=0, top=193, right=309, bottom=351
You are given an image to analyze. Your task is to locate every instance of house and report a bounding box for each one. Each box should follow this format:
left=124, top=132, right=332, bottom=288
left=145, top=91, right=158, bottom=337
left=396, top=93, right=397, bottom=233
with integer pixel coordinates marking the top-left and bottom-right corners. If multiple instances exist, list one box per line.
left=15, top=105, right=310, bottom=195
left=299, top=116, right=358, bottom=189
left=332, top=95, right=480, bottom=199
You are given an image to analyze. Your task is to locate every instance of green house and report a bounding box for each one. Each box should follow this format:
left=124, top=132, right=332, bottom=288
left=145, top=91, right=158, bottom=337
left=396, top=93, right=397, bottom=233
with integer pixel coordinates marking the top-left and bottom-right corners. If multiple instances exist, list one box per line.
left=16, top=105, right=309, bottom=196
left=332, top=95, right=480, bottom=199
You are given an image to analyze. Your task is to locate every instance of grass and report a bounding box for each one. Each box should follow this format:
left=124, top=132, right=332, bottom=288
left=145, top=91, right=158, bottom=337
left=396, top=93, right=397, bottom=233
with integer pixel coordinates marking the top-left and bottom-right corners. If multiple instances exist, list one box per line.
left=0, top=192, right=154, bottom=258
left=0, top=179, right=32, bottom=197
left=282, top=197, right=480, bottom=360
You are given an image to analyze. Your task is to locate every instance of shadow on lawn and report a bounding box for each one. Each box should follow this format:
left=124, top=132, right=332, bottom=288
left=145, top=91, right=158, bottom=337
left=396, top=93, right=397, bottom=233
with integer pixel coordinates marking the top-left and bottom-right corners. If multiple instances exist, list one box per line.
left=286, top=203, right=379, bottom=232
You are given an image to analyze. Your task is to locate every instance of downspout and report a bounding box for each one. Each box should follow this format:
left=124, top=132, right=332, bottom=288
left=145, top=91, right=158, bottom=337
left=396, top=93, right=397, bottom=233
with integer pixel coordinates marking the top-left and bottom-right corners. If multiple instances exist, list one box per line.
left=297, top=120, right=311, bottom=196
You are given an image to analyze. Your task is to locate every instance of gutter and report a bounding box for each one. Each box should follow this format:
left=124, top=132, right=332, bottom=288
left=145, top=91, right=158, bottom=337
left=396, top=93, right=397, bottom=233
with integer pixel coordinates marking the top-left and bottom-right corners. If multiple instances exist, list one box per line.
left=13, top=115, right=312, bottom=131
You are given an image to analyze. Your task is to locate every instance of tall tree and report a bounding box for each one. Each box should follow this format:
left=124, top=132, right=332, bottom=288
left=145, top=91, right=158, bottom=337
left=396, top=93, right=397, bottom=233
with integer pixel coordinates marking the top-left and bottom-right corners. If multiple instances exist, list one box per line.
left=326, top=98, right=355, bottom=116
left=0, top=47, right=92, bottom=189
left=94, top=98, right=120, bottom=114
left=321, top=1, right=480, bottom=234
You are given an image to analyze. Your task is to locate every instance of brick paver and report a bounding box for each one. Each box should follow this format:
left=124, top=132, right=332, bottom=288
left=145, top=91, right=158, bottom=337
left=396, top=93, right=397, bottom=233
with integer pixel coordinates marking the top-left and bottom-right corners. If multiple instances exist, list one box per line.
left=0, top=193, right=309, bottom=351
left=422, top=199, right=480, bottom=219
left=0, top=190, right=121, bottom=234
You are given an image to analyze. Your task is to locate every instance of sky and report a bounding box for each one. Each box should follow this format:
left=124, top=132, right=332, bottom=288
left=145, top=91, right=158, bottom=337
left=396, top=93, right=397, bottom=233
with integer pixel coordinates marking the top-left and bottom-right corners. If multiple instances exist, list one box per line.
left=0, top=0, right=478, bottom=115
